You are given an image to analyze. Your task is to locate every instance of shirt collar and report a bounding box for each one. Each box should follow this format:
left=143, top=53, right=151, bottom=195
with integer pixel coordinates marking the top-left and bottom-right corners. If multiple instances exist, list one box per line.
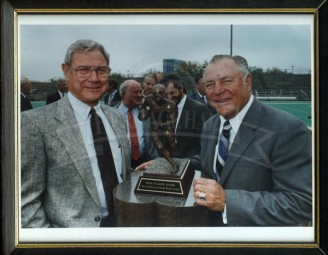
left=67, top=91, right=101, bottom=121
left=177, top=94, right=187, bottom=110
left=118, top=103, right=129, bottom=114
left=220, top=94, right=254, bottom=132
left=118, top=102, right=138, bottom=114
left=197, top=91, right=204, bottom=98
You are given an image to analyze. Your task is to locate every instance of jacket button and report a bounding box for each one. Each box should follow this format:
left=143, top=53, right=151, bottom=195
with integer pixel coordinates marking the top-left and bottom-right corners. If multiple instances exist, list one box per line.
left=95, top=216, right=101, bottom=222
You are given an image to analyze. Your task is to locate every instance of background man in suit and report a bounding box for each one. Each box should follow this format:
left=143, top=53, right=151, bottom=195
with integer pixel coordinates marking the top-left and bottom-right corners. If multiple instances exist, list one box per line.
left=189, top=76, right=216, bottom=115
left=45, top=78, right=68, bottom=104
left=161, top=75, right=211, bottom=158
left=21, top=39, right=130, bottom=228
left=189, top=76, right=207, bottom=104
left=103, top=78, right=121, bottom=107
left=191, top=55, right=312, bottom=226
left=20, top=77, right=33, bottom=112
left=117, top=79, right=157, bottom=169
left=142, top=72, right=161, bottom=91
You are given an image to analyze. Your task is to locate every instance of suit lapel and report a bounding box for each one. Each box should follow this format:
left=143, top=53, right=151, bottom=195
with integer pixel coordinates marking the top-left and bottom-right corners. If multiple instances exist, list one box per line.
left=101, top=105, right=123, bottom=148
left=55, top=97, right=101, bottom=206
left=101, top=106, right=130, bottom=181
left=220, top=99, right=261, bottom=185
left=195, top=92, right=202, bottom=102
left=201, top=114, right=220, bottom=179
left=176, top=97, right=192, bottom=134
left=220, top=124, right=255, bottom=184
left=56, top=91, right=61, bottom=100
left=112, top=92, right=121, bottom=102
left=176, top=98, right=187, bottom=133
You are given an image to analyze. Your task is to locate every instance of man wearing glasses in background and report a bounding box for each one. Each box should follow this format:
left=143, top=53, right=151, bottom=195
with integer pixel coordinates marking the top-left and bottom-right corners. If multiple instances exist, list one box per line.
left=21, top=39, right=130, bottom=228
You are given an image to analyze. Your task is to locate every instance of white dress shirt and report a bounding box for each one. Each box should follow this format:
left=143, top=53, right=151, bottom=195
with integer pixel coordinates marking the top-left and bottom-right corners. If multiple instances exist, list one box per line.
left=58, top=90, right=65, bottom=98
left=213, top=94, right=254, bottom=224
left=117, top=103, right=145, bottom=157
left=175, top=94, right=187, bottom=133
left=197, top=91, right=208, bottom=104
left=67, top=92, right=123, bottom=218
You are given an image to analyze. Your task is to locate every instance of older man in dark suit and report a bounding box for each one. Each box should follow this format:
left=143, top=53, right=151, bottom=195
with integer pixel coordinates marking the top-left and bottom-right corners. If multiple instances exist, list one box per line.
left=189, top=75, right=216, bottom=115
left=46, top=78, right=68, bottom=104
left=104, top=78, right=121, bottom=107
left=20, top=77, right=33, bottom=112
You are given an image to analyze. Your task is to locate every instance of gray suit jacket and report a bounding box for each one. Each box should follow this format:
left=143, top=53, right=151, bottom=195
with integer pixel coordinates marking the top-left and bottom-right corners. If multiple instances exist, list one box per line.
left=21, top=96, right=130, bottom=228
left=191, top=99, right=312, bottom=226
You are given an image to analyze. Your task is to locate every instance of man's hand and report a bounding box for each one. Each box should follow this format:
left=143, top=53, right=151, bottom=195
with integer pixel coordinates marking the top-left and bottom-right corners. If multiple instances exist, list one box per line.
left=134, top=160, right=154, bottom=171
left=193, top=178, right=226, bottom=212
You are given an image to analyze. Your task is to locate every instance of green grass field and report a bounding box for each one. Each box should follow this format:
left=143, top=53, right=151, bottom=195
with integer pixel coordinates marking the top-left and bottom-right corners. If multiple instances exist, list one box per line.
left=31, top=101, right=46, bottom=108
left=31, top=100, right=312, bottom=127
left=263, top=101, right=312, bottom=127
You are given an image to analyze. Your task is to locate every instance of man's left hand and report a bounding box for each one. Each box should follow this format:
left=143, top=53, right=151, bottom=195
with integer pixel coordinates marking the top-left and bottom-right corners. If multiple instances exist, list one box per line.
left=193, top=177, right=226, bottom=212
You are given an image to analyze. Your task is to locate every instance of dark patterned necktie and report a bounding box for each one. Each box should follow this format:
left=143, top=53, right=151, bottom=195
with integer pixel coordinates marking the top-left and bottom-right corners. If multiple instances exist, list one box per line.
left=216, top=120, right=231, bottom=179
left=90, top=108, right=118, bottom=214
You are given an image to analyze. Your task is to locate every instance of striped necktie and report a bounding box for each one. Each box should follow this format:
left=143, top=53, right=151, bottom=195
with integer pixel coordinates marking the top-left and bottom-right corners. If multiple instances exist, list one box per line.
left=216, top=120, right=231, bottom=179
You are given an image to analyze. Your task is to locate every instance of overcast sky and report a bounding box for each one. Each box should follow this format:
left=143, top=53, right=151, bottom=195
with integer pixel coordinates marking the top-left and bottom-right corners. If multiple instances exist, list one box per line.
left=19, top=15, right=312, bottom=82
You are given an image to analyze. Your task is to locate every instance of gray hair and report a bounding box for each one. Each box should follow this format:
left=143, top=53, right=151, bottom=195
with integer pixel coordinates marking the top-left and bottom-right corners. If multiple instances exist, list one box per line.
left=207, top=54, right=250, bottom=81
left=119, top=80, right=133, bottom=95
left=119, top=79, right=141, bottom=95
left=55, top=78, right=67, bottom=88
left=21, top=77, right=30, bottom=88
left=64, top=39, right=110, bottom=66
left=143, top=73, right=159, bottom=83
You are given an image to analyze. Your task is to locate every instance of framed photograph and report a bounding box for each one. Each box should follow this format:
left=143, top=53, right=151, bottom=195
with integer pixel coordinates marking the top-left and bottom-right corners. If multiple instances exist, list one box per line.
left=2, top=0, right=327, bottom=254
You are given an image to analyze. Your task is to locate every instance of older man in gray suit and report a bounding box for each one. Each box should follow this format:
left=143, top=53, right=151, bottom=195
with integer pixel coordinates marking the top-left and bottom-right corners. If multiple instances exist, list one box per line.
left=191, top=55, right=312, bottom=226
left=21, top=40, right=130, bottom=228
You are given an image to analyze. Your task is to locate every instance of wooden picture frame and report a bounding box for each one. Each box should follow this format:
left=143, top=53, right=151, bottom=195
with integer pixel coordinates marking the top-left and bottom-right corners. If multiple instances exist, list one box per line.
left=2, top=0, right=327, bottom=254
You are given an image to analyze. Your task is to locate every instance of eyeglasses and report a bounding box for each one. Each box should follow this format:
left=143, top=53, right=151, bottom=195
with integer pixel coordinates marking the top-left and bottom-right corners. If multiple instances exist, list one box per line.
left=70, top=66, right=111, bottom=79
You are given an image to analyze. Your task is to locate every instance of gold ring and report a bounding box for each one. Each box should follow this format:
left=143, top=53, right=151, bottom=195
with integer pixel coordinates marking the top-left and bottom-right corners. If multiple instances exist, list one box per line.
left=199, top=192, right=206, bottom=200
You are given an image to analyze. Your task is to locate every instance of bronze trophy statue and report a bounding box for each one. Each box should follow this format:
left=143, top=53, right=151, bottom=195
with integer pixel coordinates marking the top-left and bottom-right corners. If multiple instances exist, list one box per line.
left=134, top=84, right=194, bottom=198
left=138, top=84, right=179, bottom=173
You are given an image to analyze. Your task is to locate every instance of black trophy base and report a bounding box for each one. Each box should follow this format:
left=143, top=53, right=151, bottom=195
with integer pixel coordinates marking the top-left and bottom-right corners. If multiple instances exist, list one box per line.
left=134, top=158, right=194, bottom=198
